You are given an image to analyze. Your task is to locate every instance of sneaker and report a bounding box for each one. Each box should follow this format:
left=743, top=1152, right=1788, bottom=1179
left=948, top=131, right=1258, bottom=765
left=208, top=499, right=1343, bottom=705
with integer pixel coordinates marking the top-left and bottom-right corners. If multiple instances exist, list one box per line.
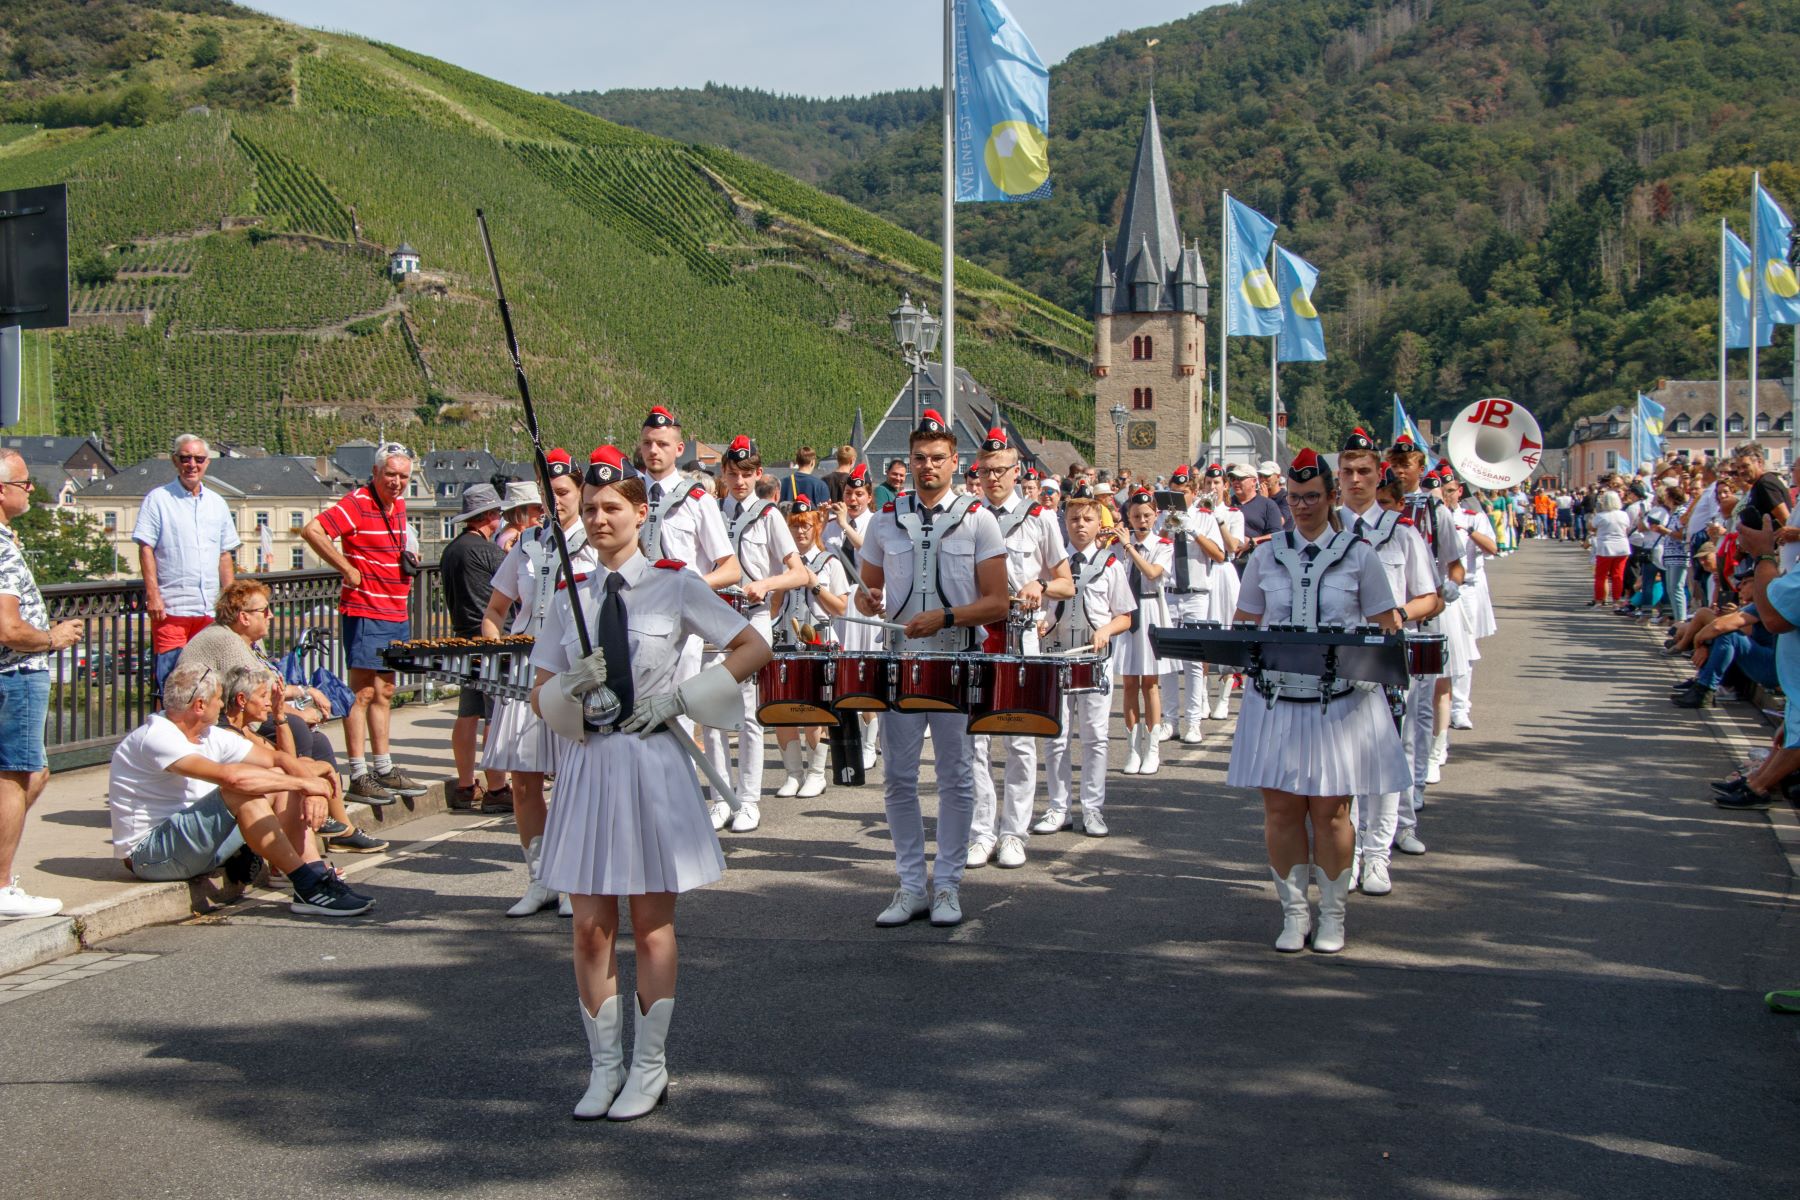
left=0, top=877, right=62, bottom=920
left=995, top=835, right=1026, bottom=868
left=374, top=768, right=429, bottom=798
left=481, top=785, right=515, bottom=813
left=318, top=817, right=350, bottom=838
left=1083, top=810, right=1109, bottom=837
left=327, top=826, right=388, bottom=854
left=1395, top=831, right=1427, bottom=855
left=1673, top=686, right=1715, bottom=709
left=966, top=839, right=993, bottom=869
left=1449, top=715, right=1474, bottom=731
left=290, top=874, right=373, bottom=918
left=1179, top=720, right=1203, bottom=744
left=446, top=783, right=480, bottom=810
left=708, top=800, right=731, bottom=830
left=1154, top=722, right=1174, bottom=742
left=222, top=846, right=265, bottom=887
left=1715, top=786, right=1775, bottom=811
left=1360, top=859, right=1392, bottom=895
left=929, top=886, right=962, bottom=927
left=729, top=803, right=761, bottom=833
left=1425, top=759, right=1442, bottom=785
left=875, top=888, right=928, bottom=927
left=348, top=774, right=398, bottom=807
left=1031, top=809, right=1071, bottom=835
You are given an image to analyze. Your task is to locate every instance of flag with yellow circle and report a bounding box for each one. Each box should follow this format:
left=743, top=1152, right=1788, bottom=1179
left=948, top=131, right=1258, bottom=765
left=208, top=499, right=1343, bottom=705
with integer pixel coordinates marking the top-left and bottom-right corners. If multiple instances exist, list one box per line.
left=1754, top=184, right=1800, bottom=325
left=953, top=0, right=1051, bottom=203
left=1226, top=196, right=1281, bottom=336
left=1274, top=244, right=1326, bottom=362
left=1724, top=226, right=1773, bottom=350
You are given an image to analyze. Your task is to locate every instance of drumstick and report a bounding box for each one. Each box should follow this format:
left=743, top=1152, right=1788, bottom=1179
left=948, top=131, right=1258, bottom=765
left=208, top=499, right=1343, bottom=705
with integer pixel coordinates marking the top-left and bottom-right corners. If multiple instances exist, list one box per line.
left=838, top=613, right=909, bottom=634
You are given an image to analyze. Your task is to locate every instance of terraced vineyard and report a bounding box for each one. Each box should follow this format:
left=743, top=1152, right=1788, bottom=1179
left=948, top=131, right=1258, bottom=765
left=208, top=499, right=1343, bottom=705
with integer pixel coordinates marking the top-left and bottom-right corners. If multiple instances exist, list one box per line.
left=170, top=234, right=391, bottom=331
left=231, top=132, right=354, bottom=240
left=284, top=322, right=426, bottom=412
left=113, top=243, right=199, bottom=277
left=70, top=279, right=176, bottom=317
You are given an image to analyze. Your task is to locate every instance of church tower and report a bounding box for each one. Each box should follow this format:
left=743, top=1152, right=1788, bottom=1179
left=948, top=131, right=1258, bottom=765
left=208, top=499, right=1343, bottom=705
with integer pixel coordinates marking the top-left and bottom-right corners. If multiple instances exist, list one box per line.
left=1092, top=97, right=1207, bottom=482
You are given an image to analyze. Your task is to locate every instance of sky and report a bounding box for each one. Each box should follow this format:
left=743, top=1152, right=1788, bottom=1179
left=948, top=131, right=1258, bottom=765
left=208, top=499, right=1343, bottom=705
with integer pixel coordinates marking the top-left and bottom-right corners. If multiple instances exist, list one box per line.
left=243, top=1, right=1220, bottom=97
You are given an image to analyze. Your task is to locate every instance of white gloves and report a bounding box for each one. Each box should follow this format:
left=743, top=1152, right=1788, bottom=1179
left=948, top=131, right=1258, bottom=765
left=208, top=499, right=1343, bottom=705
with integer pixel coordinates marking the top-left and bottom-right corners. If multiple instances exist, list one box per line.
left=562, top=650, right=612, bottom=697
left=620, top=691, right=683, bottom=734
left=1439, top=579, right=1462, bottom=604
left=618, top=664, right=745, bottom=735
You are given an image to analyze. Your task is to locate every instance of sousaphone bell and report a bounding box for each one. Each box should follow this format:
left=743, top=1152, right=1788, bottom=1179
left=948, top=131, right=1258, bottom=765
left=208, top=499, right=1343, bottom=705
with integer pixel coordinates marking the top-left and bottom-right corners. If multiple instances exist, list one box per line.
left=1446, top=397, right=1543, bottom=490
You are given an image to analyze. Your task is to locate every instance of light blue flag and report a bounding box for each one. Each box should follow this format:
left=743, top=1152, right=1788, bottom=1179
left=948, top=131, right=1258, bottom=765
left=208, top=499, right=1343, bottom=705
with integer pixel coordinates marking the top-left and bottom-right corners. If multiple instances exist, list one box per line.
left=1226, top=195, right=1281, bottom=336
left=1273, top=244, right=1325, bottom=363
left=1724, top=227, right=1774, bottom=350
left=1392, top=394, right=1439, bottom=470
left=1754, top=184, right=1800, bottom=325
left=1635, top=393, right=1666, bottom=465
left=953, top=0, right=1050, bottom=203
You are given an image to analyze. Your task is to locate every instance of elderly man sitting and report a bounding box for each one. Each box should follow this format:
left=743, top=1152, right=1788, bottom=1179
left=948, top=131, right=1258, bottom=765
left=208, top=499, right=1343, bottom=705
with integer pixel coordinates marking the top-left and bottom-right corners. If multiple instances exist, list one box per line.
left=108, top=664, right=374, bottom=917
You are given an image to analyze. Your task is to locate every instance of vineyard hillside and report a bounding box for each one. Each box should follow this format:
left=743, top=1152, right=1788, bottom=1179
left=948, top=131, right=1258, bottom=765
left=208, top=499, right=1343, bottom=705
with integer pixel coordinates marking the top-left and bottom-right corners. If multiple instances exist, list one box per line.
left=0, top=1, right=1093, bottom=464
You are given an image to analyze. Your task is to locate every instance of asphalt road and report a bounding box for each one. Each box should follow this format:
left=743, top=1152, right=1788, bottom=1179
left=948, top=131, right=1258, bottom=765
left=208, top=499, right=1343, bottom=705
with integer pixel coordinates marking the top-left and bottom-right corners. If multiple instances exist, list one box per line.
left=4, top=540, right=1797, bottom=1200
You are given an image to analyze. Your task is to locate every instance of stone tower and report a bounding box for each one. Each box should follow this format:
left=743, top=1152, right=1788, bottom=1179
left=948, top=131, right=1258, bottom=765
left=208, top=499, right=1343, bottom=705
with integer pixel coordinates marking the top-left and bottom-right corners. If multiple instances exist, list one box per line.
left=1092, top=96, right=1208, bottom=483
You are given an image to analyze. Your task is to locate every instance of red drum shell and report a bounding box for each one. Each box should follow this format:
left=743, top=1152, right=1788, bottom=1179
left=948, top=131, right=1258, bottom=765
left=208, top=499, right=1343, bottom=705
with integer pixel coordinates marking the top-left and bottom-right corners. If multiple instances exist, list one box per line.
left=756, top=653, right=838, bottom=726
left=968, top=656, right=1063, bottom=737
left=894, top=653, right=970, bottom=713
left=834, top=652, right=895, bottom=712
left=1061, top=656, right=1108, bottom=694
left=1404, top=634, right=1446, bottom=676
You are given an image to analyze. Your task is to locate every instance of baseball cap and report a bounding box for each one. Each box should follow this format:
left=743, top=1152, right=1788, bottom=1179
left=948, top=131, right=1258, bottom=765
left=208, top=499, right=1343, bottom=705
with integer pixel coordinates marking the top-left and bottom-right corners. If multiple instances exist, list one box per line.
left=1225, top=463, right=1255, bottom=480
left=1257, top=461, right=1280, bottom=477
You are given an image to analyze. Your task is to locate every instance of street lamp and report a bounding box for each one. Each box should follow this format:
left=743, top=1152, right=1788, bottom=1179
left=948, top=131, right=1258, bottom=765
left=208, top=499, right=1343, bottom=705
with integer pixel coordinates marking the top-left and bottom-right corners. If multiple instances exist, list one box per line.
left=890, top=292, right=942, bottom=428
left=1110, top=401, right=1128, bottom=477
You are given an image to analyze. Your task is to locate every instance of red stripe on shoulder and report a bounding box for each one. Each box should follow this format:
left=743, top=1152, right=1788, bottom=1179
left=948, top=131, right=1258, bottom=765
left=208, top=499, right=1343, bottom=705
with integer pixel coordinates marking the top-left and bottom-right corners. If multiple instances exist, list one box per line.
left=653, top=559, right=686, bottom=570
left=881, top=502, right=896, bottom=513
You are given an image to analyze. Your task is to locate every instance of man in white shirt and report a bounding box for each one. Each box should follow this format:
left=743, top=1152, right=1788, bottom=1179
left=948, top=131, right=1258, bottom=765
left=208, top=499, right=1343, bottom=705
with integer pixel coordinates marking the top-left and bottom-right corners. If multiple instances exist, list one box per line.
left=134, top=434, right=241, bottom=690
left=858, top=409, right=1009, bottom=928
left=109, top=663, right=370, bottom=916
left=966, top=428, right=1072, bottom=870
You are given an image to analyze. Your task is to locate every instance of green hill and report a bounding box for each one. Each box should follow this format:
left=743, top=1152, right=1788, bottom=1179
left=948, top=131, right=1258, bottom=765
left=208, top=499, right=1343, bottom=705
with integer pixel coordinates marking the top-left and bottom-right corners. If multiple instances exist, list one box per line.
left=579, top=0, right=1800, bottom=446
left=0, top=1, right=1094, bottom=464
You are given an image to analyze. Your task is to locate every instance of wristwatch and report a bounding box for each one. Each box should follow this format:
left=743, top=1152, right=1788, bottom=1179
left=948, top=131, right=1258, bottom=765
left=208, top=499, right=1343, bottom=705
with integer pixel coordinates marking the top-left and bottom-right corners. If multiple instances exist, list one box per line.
left=941, top=606, right=955, bottom=629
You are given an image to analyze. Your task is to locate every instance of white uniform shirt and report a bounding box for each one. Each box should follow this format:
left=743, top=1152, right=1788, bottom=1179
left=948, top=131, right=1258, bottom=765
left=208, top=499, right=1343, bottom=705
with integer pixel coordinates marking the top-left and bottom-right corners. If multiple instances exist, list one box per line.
left=1453, top=505, right=1491, bottom=582
left=1237, top=533, right=1399, bottom=629
left=532, top=551, right=748, bottom=702
left=1121, top=531, right=1173, bottom=605
left=822, top=509, right=872, bottom=568
left=991, top=493, right=1067, bottom=594
left=642, top=469, right=732, bottom=572
left=1339, top=501, right=1436, bottom=616
left=1160, top=505, right=1225, bottom=595
left=862, top=493, right=1005, bottom=650
left=489, top=523, right=599, bottom=635
left=719, top=497, right=797, bottom=586
left=777, top=548, right=849, bottom=644
left=1404, top=493, right=1466, bottom=580
left=1215, top=504, right=1246, bottom=546
left=1044, top=544, right=1134, bottom=649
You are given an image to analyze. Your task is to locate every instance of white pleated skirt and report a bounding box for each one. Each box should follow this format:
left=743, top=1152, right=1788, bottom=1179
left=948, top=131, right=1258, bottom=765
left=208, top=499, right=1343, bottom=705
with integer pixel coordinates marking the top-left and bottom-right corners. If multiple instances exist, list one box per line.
left=537, top=728, right=724, bottom=897
left=480, top=697, right=559, bottom=774
left=1466, top=575, right=1498, bottom=639
left=1114, top=610, right=1166, bottom=675
left=1442, top=593, right=1479, bottom=674
left=1226, top=685, right=1411, bottom=796
left=1206, top=564, right=1241, bottom=626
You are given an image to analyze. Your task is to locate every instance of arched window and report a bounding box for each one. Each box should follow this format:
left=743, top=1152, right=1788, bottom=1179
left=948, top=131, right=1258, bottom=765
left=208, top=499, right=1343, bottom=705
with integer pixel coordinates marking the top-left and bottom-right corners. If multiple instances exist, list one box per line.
left=1728, top=414, right=1745, bottom=433
left=1132, top=387, right=1154, bottom=411
left=1757, top=413, right=1770, bottom=432
left=1132, top=335, right=1153, bottom=360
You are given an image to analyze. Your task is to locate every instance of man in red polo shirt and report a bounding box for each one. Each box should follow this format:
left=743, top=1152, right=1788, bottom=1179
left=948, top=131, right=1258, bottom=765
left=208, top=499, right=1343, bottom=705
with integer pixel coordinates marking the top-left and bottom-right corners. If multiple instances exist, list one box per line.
left=301, top=442, right=427, bottom=805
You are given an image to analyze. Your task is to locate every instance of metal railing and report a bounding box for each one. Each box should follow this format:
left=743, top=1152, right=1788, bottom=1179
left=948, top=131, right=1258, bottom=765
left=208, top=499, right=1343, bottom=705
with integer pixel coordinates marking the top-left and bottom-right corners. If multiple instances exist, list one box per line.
left=41, top=564, right=450, bottom=769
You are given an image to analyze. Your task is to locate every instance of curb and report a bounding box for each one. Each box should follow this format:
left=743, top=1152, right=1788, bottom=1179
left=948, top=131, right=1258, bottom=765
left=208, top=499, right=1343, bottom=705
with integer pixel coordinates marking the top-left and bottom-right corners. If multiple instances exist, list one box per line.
left=0, top=781, right=456, bottom=978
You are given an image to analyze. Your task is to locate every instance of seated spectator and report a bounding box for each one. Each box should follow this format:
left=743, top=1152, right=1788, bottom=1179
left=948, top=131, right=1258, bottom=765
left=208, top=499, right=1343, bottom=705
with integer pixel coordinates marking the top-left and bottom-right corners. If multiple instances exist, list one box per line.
left=1674, top=601, right=1779, bottom=707
left=108, top=664, right=373, bottom=916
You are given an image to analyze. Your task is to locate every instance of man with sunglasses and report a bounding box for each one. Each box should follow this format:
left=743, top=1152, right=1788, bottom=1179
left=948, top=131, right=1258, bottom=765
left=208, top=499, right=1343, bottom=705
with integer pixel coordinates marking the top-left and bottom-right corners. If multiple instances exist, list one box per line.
left=133, top=434, right=240, bottom=692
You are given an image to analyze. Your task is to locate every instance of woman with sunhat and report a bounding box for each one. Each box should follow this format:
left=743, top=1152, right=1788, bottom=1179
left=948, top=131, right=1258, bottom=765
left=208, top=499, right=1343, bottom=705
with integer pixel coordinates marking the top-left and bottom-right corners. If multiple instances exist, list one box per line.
left=1226, top=450, right=1407, bottom=954
left=530, top=445, right=771, bottom=1122
left=481, top=447, right=596, bottom=919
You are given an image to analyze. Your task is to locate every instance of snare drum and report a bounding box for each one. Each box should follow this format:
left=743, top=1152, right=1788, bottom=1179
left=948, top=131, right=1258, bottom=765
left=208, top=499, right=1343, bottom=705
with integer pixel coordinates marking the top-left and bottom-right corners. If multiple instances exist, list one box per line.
left=756, top=651, right=838, bottom=726
left=1404, top=633, right=1446, bottom=676
left=1061, top=655, right=1109, bottom=695
left=834, top=652, right=895, bottom=711
left=968, top=655, right=1063, bottom=737
left=894, top=652, right=971, bottom=713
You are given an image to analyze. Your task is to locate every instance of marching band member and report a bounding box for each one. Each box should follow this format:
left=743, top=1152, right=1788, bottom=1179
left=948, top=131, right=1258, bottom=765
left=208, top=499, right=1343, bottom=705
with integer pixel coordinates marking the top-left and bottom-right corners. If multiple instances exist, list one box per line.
left=1335, top=430, right=1440, bottom=896
left=1444, top=472, right=1499, bottom=731
left=1157, top=464, right=1228, bottom=745
left=1385, top=436, right=1465, bottom=851
left=529, top=446, right=771, bottom=1122
left=1202, top=463, right=1244, bottom=719
left=705, top=436, right=811, bottom=833
left=857, top=409, right=1008, bottom=928
left=823, top=464, right=880, bottom=769
left=1113, top=488, right=1172, bottom=775
left=480, top=448, right=598, bottom=918
left=1424, top=467, right=1477, bottom=784
left=1226, top=450, right=1407, bottom=954
left=1035, top=494, right=1135, bottom=836
left=967, top=428, right=1071, bottom=870
left=771, top=495, right=850, bottom=798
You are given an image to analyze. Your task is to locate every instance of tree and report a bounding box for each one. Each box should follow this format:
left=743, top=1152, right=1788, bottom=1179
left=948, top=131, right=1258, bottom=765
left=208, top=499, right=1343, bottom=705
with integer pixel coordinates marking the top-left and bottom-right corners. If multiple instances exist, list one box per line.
left=8, top=504, right=120, bottom=585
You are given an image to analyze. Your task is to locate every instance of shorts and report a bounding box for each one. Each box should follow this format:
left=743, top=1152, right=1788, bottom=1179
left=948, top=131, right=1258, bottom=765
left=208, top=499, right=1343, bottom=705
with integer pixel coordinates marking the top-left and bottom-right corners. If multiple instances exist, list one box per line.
left=458, top=681, right=492, bottom=720
left=0, top=668, right=50, bottom=774
left=341, top=615, right=410, bottom=672
left=125, top=789, right=244, bottom=882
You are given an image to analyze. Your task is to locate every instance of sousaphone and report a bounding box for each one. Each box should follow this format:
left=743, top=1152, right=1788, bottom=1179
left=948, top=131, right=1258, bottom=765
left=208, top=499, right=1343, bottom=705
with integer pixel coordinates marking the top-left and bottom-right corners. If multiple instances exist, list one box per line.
left=1446, top=397, right=1542, bottom=489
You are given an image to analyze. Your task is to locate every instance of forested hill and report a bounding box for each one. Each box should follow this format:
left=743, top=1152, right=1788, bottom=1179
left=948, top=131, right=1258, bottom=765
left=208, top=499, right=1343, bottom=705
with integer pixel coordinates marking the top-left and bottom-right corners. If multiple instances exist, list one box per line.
left=574, top=0, right=1800, bottom=445
left=554, top=84, right=938, bottom=186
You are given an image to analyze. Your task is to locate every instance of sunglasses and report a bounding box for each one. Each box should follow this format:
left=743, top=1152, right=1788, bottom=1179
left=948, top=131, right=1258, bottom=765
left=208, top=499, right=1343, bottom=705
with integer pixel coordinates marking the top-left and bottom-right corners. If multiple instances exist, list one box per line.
left=174, top=455, right=208, bottom=465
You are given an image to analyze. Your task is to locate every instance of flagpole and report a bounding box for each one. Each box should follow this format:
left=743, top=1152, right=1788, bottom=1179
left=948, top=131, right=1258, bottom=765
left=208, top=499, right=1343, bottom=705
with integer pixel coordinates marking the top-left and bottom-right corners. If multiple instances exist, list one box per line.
left=1750, top=171, right=1761, bottom=441
left=1267, top=242, right=1278, bottom=453
left=942, top=0, right=957, bottom=436
left=1719, top=218, right=1729, bottom=463
left=1219, top=190, right=1230, bottom=463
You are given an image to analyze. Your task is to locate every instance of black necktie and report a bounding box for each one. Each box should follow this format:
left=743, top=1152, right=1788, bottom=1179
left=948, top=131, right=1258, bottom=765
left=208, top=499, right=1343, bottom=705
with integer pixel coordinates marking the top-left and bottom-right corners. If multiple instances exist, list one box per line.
left=1353, top=517, right=1366, bottom=537
left=1173, top=527, right=1191, bottom=592
left=649, top=481, right=664, bottom=507
left=1071, top=550, right=1088, bottom=574
left=1303, top=543, right=1321, bottom=562
left=598, top=572, right=634, bottom=729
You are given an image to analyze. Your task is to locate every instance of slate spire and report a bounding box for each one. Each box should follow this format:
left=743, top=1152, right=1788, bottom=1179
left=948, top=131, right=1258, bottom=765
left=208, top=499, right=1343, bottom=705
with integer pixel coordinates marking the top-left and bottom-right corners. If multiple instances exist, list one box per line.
left=1110, top=95, right=1182, bottom=298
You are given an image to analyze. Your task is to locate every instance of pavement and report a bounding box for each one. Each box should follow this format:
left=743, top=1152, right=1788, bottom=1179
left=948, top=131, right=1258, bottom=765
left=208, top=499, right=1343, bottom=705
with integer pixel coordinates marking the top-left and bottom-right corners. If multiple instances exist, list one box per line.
left=2, top=540, right=1797, bottom=1200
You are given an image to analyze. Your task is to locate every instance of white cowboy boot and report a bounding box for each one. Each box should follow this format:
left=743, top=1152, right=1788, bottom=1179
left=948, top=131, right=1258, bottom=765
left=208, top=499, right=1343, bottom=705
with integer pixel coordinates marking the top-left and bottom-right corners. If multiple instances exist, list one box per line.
left=1122, top=725, right=1143, bottom=774
left=796, top=742, right=828, bottom=798
left=1271, top=865, right=1312, bottom=952
left=1312, top=865, right=1353, bottom=954
left=507, top=836, right=556, bottom=918
left=775, top=741, right=804, bottom=797
left=607, top=997, right=674, bottom=1121
left=1210, top=675, right=1233, bottom=720
left=861, top=716, right=879, bottom=770
left=573, top=996, right=627, bottom=1119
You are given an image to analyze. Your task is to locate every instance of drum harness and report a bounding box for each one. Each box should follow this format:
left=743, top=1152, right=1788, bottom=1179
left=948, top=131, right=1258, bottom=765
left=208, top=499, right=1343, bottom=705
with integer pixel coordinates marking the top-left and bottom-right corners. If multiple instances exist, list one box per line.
left=1349, top=506, right=1416, bottom=726
left=1048, top=547, right=1119, bottom=652
left=891, top=492, right=982, bottom=653
left=725, top=496, right=776, bottom=611
left=1257, top=530, right=1363, bottom=709
left=521, top=520, right=589, bottom=634
left=639, top=476, right=705, bottom=561
left=773, top=547, right=834, bottom=649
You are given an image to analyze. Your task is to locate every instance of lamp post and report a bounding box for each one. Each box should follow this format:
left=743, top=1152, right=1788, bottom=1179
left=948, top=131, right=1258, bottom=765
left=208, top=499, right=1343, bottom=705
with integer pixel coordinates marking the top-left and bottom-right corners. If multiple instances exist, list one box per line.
left=889, top=292, right=943, bottom=431
left=1110, top=401, right=1128, bottom=479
